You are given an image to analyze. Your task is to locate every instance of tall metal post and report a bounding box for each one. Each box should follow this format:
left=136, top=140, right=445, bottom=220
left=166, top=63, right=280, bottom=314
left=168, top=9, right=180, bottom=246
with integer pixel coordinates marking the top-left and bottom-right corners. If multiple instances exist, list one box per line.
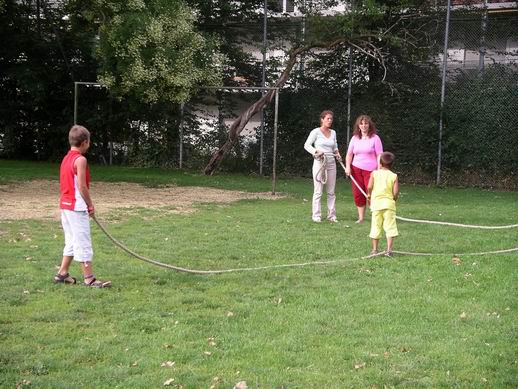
left=272, top=89, right=279, bottom=195
left=436, top=0, right=451, bottom=185
left=179, top=102, right=184, bottom=168
left=478, top=0, right=488, bottom=71
left=346, top=0, right=355, bottom=148
left=346, top=47, right=353, bottom=147
left=259, top=0, right=267, bottom=175
left=74, top=82, right=78, bottom=124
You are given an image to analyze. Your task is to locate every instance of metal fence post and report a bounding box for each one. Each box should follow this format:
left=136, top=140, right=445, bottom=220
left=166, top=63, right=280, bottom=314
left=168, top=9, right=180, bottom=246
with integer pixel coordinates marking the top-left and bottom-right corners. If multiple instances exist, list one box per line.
left=437, top=0, right=451, bottom=185
left=179, top=102, right=184, bottom=169
left=272, top=89, right=279, bottom=195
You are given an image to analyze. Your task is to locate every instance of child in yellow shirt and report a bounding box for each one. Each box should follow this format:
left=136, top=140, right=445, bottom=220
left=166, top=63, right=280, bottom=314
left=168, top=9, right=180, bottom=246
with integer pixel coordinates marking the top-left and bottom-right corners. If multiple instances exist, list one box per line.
left=367, top=152, right=399, bottom=257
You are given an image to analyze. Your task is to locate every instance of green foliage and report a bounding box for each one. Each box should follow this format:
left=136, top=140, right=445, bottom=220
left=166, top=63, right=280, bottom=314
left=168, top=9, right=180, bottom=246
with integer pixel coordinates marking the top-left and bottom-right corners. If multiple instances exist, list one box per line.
left=95, top=0, right=224, bottom=104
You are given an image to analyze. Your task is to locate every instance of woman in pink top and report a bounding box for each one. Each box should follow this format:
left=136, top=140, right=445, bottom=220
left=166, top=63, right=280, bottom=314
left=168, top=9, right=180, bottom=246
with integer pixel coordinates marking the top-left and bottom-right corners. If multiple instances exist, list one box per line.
left=344, top=115, right=383, bottom=223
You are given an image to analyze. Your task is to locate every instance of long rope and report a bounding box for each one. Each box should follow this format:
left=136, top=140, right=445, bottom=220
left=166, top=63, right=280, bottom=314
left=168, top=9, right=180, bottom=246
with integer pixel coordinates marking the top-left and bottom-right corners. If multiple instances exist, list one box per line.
left=91, top=162, right=517, bottom=274
left=338, top=159, right=518, bottom=230
left=93, top=215, right=382, bottom=274
left=93, top=213, right=517, bottom=275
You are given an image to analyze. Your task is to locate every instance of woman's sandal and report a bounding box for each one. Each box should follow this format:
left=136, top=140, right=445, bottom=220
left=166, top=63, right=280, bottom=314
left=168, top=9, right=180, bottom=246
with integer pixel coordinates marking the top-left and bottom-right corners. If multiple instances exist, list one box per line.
left=83, top=277, right=112, bottom=288
left=53, top=273, right=77, bottom=284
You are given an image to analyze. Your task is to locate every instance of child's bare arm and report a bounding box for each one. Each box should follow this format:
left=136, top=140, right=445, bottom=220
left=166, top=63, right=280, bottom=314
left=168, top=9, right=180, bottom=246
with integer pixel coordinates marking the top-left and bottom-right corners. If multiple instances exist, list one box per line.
left=393, top=177, right=399, bottom=201
left=367, top=174, right=374, bottom=198
left=75, top=156, right=94, bottom=214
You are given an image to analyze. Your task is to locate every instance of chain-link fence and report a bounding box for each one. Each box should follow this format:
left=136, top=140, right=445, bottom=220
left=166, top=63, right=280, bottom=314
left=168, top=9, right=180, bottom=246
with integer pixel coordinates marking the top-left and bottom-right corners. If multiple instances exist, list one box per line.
left=438, top=5, right=518, bottom=189
left=59, top=4, right=518, bottom=190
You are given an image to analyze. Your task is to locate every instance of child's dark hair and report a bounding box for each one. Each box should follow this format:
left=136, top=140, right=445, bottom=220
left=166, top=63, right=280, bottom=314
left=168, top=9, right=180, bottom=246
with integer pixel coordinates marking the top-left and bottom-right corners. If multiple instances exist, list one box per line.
left=380, top=151, right=395, bottom=168
left=69, top=125, right=90, bottom=147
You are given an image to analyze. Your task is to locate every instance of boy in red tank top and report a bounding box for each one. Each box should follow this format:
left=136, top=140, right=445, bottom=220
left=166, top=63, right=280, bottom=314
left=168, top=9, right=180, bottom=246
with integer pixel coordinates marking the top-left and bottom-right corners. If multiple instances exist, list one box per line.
left=53, top=125, right=111, bottom=287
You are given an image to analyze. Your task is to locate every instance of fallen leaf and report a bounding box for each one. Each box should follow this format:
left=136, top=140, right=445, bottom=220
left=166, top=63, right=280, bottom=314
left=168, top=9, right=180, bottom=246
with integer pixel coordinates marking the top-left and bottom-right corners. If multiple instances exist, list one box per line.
left=204, top=351, right=212, bottom=356
left=452, top=256, right=462, bottom=265
left=226, top=311, right=234, bottom=317
left=163, top=343, right=173, bottom=349
left=16, top=380, right=31, bottom=388
left=233, top=381, right=248, bottom=389
left=131, top=361, right=138, bottom=367
left=464, top=273, right=472, bottom=278
left=163, top=378, right=175, bottom=386
left=354, top=362, right=366, bottom=369
left=459, top=312, right=467, bottom=320
left=23, top=290, right=30, bottom=294
left=161, top=361, right=175, bottom=367
left=383, top=351, right=390, bottom=359
left=400, top=347, right=410, bottom=353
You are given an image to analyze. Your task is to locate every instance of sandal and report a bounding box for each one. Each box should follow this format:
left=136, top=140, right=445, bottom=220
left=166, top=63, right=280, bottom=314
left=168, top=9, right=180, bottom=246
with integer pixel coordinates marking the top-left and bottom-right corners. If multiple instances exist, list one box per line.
left=53, top=273, right=77, bottom=284
left=83, top=277, right=112, bottom=288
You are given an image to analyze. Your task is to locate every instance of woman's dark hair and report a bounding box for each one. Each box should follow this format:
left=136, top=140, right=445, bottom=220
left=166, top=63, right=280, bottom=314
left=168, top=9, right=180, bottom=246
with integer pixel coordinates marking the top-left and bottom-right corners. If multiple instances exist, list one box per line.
left=319, top=110, right=334, bottom=123
left=352, top=115, right=377, bottom=138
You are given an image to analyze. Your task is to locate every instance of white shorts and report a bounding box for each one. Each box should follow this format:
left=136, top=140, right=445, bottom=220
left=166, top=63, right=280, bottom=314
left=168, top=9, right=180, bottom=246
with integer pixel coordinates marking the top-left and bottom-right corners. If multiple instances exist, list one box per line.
left=61, top=210, right=93, bottom=262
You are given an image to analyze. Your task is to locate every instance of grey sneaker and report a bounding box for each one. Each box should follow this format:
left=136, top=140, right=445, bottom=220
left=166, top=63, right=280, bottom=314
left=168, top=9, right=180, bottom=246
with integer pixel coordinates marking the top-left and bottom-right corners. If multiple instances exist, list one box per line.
left=384, top=251, right=393, bottom=258
left=312, top=218, right=322, bottom=223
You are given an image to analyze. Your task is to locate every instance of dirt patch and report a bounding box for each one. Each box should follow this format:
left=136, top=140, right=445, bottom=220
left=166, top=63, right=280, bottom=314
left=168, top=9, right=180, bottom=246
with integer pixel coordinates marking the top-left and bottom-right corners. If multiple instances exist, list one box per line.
left=0, top=180, right=283, bottom=221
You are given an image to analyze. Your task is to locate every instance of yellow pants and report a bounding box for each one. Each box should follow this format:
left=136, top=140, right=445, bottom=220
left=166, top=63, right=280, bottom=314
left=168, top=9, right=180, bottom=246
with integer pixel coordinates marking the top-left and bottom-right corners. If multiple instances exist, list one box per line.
left=369, top=209, right=399, bottom=239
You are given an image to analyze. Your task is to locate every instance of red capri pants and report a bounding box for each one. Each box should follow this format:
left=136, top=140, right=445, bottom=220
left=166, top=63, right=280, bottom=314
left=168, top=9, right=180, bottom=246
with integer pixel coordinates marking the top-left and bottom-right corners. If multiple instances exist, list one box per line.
left=351, top=165, right=372, bottom=207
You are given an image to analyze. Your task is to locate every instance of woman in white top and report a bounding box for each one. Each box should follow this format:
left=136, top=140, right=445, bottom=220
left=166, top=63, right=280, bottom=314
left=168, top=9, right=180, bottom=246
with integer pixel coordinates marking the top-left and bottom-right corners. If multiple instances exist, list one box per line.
left=304, top=110, right=341, bottom=222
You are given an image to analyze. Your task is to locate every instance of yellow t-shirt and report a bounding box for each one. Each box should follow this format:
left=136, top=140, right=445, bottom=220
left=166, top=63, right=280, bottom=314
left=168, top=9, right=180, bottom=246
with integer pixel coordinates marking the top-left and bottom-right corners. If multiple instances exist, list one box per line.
left=370, top=169, right=397, bottom=211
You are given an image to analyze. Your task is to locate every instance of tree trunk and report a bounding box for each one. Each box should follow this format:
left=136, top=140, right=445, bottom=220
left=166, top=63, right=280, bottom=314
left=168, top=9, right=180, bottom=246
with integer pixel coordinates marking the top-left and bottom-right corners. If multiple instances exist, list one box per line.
left=203, top=40, right=347, bottom=175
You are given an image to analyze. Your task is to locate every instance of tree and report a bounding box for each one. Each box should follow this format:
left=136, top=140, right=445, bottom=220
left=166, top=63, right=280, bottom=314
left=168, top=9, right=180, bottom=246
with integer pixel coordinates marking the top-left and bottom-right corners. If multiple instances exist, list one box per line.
left=93, top=0, right=224, bottom=105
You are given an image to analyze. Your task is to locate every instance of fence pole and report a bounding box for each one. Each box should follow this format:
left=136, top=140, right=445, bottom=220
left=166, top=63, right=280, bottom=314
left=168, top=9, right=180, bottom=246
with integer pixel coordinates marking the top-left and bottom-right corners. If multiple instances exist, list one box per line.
left=74, top=82, right=78, bottom=124
left=272, top=89, right=279, bottom=195
left=346, top=0, right=355, bottom=147
left=478, top=0, right=488, bottom=72
left=436, top=0, right=451, bottom=185
left=179, top=102, right=184, bottom=169
left=346, top=46, right=353, bottom=147
left=259, top=0, right=267, bottom=175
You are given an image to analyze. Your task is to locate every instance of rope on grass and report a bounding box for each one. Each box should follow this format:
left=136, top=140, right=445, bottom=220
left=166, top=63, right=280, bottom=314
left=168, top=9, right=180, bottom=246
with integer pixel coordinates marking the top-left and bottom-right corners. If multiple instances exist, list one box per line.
left=93, top=215, right=518, bottom=275
left=338, top=159, right=518, bottom=230
left=93, top=214, right=380, bottom=274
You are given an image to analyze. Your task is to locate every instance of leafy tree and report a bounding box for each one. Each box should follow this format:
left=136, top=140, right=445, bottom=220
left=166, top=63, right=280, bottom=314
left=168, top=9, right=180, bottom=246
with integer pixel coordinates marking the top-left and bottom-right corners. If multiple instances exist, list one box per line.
left=93, top=0, right=224, bottom=105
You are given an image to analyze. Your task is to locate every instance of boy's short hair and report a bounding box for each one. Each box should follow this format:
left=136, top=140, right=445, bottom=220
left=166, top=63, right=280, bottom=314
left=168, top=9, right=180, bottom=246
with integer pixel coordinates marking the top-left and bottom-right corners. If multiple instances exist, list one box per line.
left=69, top=125, right=90, bottom=147
left=380, top=151, right=395, bottom=168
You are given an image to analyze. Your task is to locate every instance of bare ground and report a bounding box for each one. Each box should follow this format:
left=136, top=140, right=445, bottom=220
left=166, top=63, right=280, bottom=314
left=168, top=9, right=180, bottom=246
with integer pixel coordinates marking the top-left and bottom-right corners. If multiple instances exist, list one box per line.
left=0, top=180, right=282, bottom=221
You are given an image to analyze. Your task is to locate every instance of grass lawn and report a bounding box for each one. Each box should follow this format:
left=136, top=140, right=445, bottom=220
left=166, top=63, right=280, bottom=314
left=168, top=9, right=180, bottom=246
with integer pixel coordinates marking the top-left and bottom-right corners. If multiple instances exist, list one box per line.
left=1, top=160, right=517, bottom=388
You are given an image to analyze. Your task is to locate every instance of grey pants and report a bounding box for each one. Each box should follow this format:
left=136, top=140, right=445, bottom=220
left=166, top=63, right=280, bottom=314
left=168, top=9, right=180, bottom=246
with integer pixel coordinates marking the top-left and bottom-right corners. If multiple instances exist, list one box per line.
left=311, top=157, right=337, bottom=221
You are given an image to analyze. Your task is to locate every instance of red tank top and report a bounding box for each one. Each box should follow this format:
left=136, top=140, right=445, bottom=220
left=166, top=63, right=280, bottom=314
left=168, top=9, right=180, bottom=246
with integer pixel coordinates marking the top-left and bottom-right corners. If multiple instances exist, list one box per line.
left=59, top=150, right=90, bottom=211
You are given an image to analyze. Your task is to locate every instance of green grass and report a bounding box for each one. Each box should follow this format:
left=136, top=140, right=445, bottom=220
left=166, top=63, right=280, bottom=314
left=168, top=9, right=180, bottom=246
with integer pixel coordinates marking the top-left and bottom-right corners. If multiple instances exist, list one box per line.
left=1, top=160, right=517, bottom=388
